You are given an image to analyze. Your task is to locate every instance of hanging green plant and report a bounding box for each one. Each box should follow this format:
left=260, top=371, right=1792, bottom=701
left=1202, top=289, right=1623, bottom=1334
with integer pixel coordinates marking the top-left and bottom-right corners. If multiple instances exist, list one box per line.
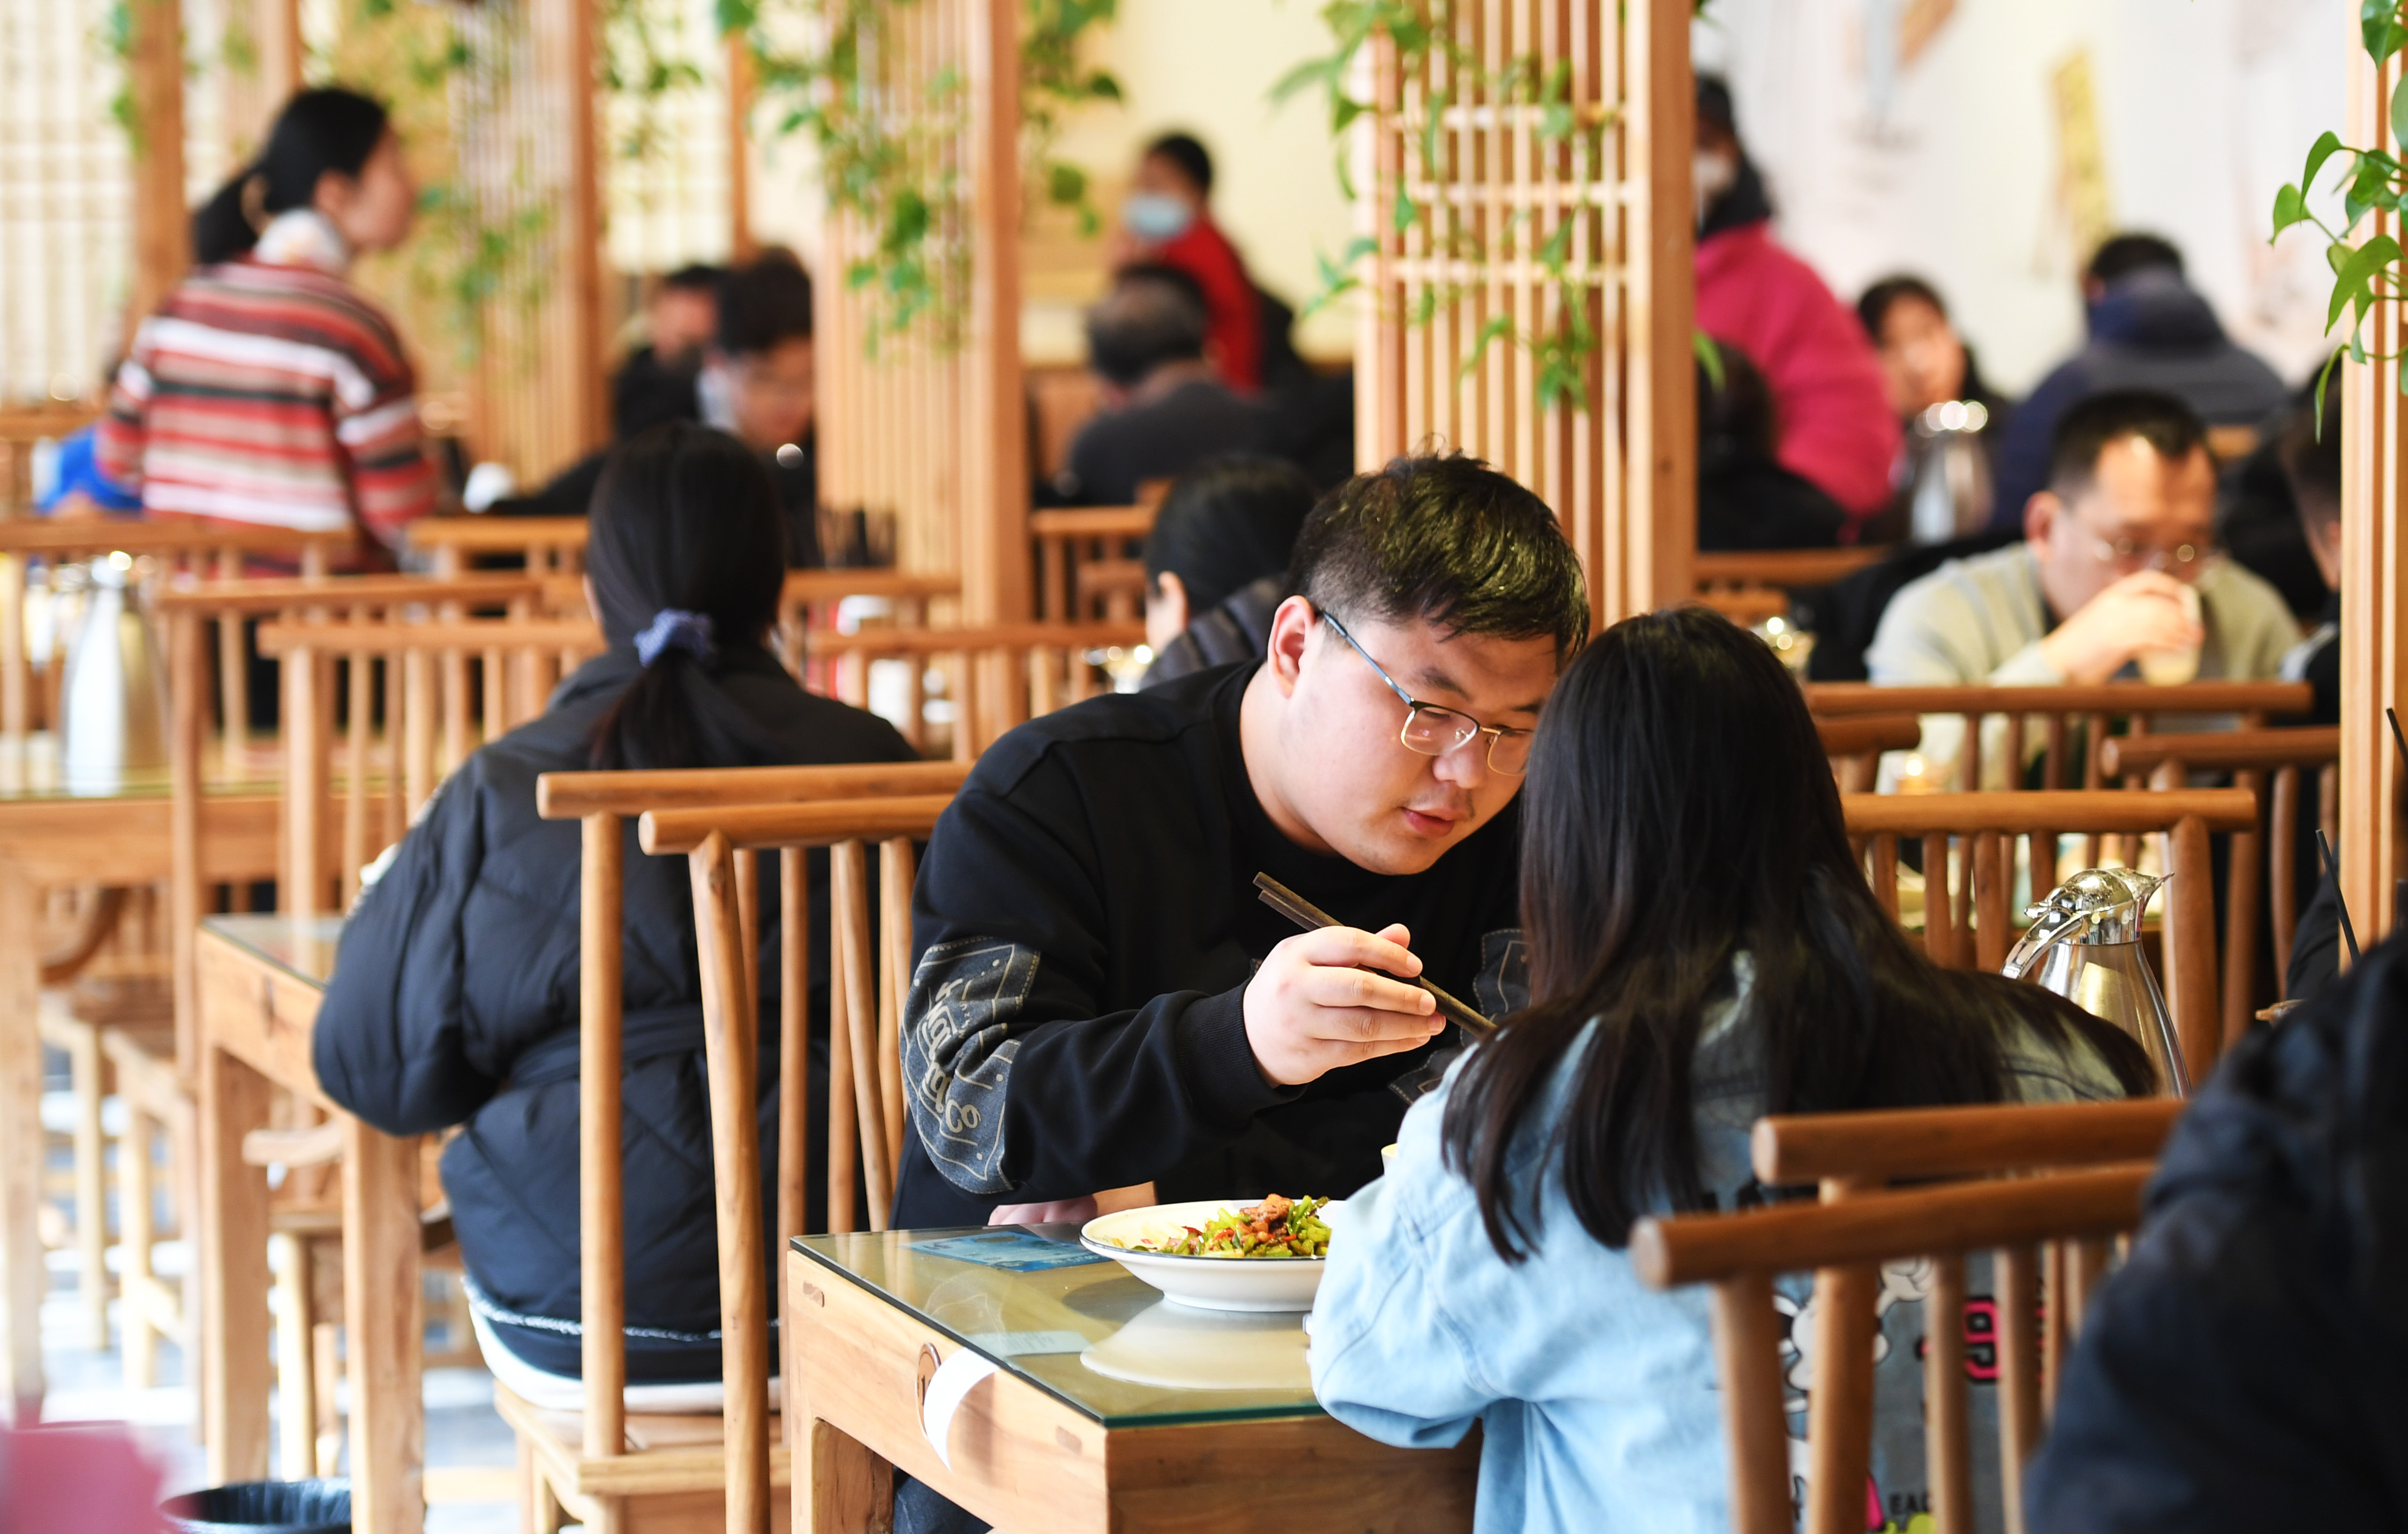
left=2270, top=1, right=2408, bottom=414
left=722, top=0, right=1120, bottom=352
left=603, top=0, right=711, bottom=177
left=1273, top=0, right=1615, bottom=412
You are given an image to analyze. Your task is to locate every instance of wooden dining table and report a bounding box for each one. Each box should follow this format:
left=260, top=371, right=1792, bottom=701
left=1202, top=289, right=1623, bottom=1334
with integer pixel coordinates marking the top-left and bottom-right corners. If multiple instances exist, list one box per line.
left=790, top=1227, right=1479, bottom=1532
left=193, top=912, right=426, bottom=1534
left=0, top=734, right=279, bottom=1424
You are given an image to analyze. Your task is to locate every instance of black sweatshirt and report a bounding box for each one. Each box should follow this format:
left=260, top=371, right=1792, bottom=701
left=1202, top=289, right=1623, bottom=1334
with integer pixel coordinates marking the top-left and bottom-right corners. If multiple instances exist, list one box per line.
left=893, top=662, right=1527, bottom=1227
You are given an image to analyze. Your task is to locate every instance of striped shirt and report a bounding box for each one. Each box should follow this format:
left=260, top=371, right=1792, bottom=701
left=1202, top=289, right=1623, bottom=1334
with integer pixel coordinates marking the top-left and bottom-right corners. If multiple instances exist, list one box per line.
left=96, top=251, right=435, bottom=553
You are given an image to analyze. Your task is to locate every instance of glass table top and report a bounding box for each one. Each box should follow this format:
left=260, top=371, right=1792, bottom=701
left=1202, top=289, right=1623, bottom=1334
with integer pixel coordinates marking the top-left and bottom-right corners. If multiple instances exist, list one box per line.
left=0, top=731, right=280, bottom=803
left=794, top=1226, right=1325, bottom=1429
left=201, top=913, right=347, bottom=987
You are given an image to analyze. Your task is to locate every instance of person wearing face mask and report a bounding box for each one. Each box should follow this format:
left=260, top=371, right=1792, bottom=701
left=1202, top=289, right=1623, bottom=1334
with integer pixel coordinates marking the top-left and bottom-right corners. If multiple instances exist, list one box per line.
left=1692, top=76, right=1899, bottom=535
left=96, top=87, right=435, bottom=560
left=1857, top=275, right=2015, bottom=543
left=1113, top=131, right=1265, bottom=394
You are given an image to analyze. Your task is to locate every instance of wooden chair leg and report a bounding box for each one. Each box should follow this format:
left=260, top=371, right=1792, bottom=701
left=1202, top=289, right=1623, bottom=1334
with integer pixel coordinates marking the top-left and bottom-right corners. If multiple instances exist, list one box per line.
left=120, top=1104, right=156, bottom=1391
left=68, top=1017, right=109, bottom=1350
left=272, top=1231, right=317, bottom=1480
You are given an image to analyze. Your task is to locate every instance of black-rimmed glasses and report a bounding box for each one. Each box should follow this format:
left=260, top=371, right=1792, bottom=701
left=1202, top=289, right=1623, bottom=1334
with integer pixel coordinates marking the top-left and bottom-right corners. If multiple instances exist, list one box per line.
left=1321, top=611, right=1533, bottom=775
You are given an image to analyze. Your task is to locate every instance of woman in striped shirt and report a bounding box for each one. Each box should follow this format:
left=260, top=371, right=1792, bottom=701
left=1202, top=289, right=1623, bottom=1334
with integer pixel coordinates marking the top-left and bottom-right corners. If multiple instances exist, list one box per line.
left=98, top=87, right=436, bottom=558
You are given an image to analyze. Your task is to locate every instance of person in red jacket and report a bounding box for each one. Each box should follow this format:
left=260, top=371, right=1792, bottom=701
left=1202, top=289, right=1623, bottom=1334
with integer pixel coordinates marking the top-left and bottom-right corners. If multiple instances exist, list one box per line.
left=1692, top=76, right=1899, bottom=535
left=1112, top=131, right=1264, bottom=394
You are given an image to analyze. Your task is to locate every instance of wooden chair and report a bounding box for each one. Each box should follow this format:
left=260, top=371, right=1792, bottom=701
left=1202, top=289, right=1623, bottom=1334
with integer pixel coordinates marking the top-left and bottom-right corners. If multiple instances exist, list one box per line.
left=2097, top=726, right=2341, bottom=1045
left=1029, top=504, right=1155, bottom=623
left=807, top=621, right=1145, bottom=759
left=1841, top=788, right=2260, bottom=1090
left=1805, top=680, right=2313, bottom=798
left=772, top=569, right=959, bottom=684
left=1750, top=1095, right=2185, bottom=1534
left=408, top=513, right=590, bottom=578
left=0, top=403, right=97, bottom=516
left=1815, top=714, right=1921, bottom=794
left=1695, top=547, right=1886, bottom=598
left=505, top=766, right=966, bottom=1534
left=1630, top=1162, right=2154, bottom=1534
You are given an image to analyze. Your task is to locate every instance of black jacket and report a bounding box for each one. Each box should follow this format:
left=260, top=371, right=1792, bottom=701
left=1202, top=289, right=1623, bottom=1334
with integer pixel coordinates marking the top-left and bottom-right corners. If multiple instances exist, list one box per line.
left=312, top=645, right=916, bottom=1380
left=892, top=663, right=1529, bottom=1228
left=2025, top=934, right=2408, bottom=1529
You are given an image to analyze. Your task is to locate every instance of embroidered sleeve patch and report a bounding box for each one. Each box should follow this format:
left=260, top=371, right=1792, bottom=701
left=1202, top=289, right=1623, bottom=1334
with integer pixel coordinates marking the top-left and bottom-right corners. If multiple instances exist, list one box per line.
left=902, top=937, right=1041, bottom=1197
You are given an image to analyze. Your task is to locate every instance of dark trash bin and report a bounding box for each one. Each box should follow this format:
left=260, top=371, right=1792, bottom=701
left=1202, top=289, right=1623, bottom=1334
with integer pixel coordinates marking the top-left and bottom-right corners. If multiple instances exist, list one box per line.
left=161, top=1478, right=351, bottom=1533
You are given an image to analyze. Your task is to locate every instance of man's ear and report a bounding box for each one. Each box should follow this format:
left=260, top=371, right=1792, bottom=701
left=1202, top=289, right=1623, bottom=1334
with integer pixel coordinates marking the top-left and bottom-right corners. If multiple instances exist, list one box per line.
left=1264, top=595, right=1318, bottom=696
left=2025, top=489, right=2061, bottom=550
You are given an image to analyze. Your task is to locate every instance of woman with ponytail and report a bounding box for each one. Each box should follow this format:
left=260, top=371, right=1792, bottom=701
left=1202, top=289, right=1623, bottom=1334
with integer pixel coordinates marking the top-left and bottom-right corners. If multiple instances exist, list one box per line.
left=1307, top=607, right=2154, bottom=1534
left=95, top=87, right=437, bottom=557
left=311, top=424, right=916, bottom=1397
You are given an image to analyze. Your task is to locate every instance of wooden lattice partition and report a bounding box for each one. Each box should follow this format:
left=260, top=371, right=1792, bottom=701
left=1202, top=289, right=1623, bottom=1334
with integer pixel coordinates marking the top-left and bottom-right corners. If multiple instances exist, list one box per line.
left=1353, top=0, right=1694, bottom=628
left=813, top=0, right=1029, bottom=625
left=2342, top=33, right=2408, bottom=948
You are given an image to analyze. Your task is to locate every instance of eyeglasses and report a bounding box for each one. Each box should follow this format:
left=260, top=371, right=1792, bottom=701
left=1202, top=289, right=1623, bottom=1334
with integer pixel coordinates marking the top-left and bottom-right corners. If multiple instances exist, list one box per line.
left=1321, top=611, right=1534, bottom=776
left=2068, top=521, right=2215, bottom=576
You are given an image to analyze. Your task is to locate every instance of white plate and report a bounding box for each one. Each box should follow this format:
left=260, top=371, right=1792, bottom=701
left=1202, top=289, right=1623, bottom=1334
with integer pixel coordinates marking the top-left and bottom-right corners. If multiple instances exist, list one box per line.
left=1079, top=1299, right=1310, bottom=1391
left=1079, top=1198, right=1343, bottom=1313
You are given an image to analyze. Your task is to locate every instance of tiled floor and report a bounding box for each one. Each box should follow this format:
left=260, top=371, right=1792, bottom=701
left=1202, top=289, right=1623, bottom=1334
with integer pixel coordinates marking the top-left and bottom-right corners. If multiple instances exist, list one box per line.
left=34, top=1069, right=524, bottom=1533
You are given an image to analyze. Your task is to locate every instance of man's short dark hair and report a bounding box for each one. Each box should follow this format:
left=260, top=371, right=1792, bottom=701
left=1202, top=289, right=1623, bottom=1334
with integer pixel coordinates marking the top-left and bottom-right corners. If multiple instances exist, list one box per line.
left=662, top=262, right=726, bottom=294
left=2281, top=375, right=2344, bottom=530
left=716, top=253, right=813, bottom=357
left=1856, top=274, right=1947, bottom=341
left=2048, top=389, right=2208, bottom=497
left=2087, top=233, right=2184, bottom=286
left=1696, top=74, right=1737, bottom=137
left=1290, top=452, right=1590, bottom=659
left=1086, top=265, right=1208, bottom=388
left=1145, top=132, right=1213, bottom=196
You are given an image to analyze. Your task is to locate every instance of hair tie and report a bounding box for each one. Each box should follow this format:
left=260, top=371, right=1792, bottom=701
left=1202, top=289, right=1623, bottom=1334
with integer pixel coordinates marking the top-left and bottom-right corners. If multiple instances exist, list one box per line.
left=239, top=172, right=271, bottom=234
left=634, top=609, right=714, bottom=667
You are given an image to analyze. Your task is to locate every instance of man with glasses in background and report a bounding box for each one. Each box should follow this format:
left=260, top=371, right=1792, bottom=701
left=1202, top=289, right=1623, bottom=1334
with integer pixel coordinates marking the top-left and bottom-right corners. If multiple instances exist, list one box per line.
left=1868, top=389, right=2298, bottom=785
left=892, top=452, right=1586, bottom=1233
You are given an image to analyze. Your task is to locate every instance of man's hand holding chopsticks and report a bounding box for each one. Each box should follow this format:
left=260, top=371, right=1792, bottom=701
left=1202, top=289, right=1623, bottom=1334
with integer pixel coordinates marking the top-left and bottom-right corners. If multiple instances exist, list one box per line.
left=1244, top=921, right=1447, bottom=1086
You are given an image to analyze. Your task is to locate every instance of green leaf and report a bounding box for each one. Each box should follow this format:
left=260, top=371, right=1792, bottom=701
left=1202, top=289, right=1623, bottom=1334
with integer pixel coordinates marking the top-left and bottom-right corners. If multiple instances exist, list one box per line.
left=1391, top=187, right=1417, bottom=232
left=2367, top=0, right=2408, bottom=64
left=1694, top=328, right=1725, bottom=391
left=2315, top=347, right=2344, bottom=426
left=2271, top=182, right=2312, bottom=240
left=1270, top=53, right=1341, bottom=105
left=1459, top=314, right=1515, bottom=380
left=2327, top=232, right=2402, bottom=329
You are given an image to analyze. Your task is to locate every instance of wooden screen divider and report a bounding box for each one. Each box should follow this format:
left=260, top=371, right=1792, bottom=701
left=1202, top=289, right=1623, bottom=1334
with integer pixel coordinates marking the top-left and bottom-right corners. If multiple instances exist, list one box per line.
left=1632, top=1164, right=2154, bottom=1534
left=807, top=621, right=1145, bottom=760
left=2098, top=727, right=2342, bottom=1044
left=626, top=793, right=958, bottom=1534
left=1746, top=1099, right=2184, bottom=1534
left=525, top=761, right=966, bottom=1529
left=1841, top=789, right=2259, bottom=1092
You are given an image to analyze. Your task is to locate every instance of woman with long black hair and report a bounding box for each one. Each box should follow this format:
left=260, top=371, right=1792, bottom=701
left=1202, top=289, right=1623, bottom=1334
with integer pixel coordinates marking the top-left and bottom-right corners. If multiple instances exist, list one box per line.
left=1309, top=605, right=2152, bottom=1533
left=96, top=87, right=435, bottom=558
left=312, top=424, right=917, bottom=1403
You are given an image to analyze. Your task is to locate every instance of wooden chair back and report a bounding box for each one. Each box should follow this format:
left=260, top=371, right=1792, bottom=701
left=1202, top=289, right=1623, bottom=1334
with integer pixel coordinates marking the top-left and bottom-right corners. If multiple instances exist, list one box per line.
left=0, top=404, right=97, bottom=516
left=528, top=762, right=966, bottom=1527
left=1841, top=788, right=2259, bottom=1088
left=631, top=791, right=958, bottom=1534
left=808, top=621, right=1145, bottom=759
left=405, top=514, right=590, bottom=578
left=157, top=576, right=550, bottom=1067
left=772, top=569, right=960, bottom=681
left=1805, top=680, right=2312, bottom=799
left=1694, top=547, right=1885, bottom=598
left=1749, top=1098, right=2183, bottom=1534
left=1029, top=504, right=1154, bottom=622
left=1, top=521, right=353, bottom=737
left=1815, top=713, right=1921, bottom=794
left=2098, top=726, right=2340, bottom=1042
left=1631, top=1163, right=2153, bottom=1534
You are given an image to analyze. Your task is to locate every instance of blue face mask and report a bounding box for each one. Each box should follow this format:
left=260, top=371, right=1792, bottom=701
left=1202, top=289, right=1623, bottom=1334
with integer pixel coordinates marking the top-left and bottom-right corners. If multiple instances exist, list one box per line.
left=1122, top=191, right=1195, bottom=243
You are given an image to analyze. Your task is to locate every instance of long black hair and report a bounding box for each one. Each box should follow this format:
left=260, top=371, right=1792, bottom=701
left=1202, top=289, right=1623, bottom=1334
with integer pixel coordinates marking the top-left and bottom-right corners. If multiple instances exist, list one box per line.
left=1442, top=607, right=2153, bottom=1258
left=585, top=423, right=791, bottom=770
left=193, top=88, right=390, bottom=265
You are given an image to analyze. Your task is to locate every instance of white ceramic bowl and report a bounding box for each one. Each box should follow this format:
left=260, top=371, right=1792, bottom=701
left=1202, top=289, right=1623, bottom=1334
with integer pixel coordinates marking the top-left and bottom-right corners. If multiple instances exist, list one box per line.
left=1079, top=1198, right=1343, bottom=1313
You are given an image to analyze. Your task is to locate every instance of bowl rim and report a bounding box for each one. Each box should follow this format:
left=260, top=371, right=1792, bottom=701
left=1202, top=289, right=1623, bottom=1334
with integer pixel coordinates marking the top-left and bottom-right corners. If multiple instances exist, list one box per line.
left=1079, top=1197, right=1339, bottom=1266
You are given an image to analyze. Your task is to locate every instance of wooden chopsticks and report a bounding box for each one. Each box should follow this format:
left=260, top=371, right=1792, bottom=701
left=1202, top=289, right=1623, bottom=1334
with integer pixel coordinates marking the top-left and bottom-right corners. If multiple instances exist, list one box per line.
left=1253, top=872, right=1496, bottom=1036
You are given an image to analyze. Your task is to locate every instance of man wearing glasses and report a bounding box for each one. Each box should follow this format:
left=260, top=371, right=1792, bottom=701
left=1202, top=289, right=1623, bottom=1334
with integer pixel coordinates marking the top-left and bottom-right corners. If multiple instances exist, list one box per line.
left=892, top=453, right=1586, bottom=1230
left=1868, top=389, right=2298, bottom=782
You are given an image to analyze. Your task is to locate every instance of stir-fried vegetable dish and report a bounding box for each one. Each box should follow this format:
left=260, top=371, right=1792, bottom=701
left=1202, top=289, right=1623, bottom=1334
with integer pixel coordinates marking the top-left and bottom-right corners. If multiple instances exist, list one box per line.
left=1117, top=1193, right=1332, bottom=1259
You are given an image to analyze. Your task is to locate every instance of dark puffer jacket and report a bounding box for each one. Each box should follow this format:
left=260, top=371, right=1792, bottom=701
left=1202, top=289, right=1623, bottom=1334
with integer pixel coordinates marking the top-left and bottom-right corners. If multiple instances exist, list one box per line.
left=2024, top=933, right=2408, bottom=1528
left=313, top=644, right=916, bottom=1380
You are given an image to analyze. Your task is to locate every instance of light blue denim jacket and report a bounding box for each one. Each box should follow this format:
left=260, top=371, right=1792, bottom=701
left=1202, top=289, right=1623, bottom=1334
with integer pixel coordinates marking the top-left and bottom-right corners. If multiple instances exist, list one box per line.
left=1308, top=969, right=2128, bottom=1534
